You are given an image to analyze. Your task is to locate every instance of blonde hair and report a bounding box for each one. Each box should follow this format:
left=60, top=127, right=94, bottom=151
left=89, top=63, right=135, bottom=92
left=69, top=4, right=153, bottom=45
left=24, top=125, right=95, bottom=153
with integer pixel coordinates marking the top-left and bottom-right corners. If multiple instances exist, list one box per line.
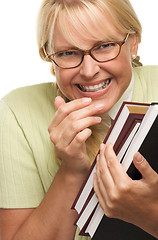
left=37, top=0, right=142, bottom=68
left=37, top=0, right=143, bottom=164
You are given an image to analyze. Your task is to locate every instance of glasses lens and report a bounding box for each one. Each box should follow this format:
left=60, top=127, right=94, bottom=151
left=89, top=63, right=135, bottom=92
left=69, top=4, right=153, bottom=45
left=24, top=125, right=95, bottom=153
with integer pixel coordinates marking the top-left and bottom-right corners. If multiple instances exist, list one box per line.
left=53, top=50, right=82, bottom=68
left=51, top=42, right=121, bottom=68
left=92, top=42, right=120, bottom=62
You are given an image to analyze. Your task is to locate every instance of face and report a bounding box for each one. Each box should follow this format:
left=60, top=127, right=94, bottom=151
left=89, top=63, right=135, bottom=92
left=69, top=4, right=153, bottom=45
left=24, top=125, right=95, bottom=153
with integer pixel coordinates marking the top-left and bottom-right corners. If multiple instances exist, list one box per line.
left=52, top=12, right=138, bottom=114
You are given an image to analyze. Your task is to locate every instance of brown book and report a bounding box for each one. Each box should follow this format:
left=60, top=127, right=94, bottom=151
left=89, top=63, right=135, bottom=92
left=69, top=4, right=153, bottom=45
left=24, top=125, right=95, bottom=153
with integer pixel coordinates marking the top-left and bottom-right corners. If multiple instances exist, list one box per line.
left=72, top=101, right=149, bottom=236
left=82, top=103, right=158, bottom=240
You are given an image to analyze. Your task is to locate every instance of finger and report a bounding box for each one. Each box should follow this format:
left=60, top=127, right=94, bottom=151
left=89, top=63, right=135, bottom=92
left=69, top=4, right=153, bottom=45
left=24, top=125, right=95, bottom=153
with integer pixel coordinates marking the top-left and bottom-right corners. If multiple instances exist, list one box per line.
left=67, top=116, right=101, bottom=142
left=104, top=143, right=127, bottom=183
left=133, top=152, right=158, bottom=182
left=95, top=153, right=109, bottom=200
left=97, top=144, right=114, bottom=191
left=55, top=96, right=66, bottom=110
left=49, top=99, right=105, bottom=131
left=53, top=115, right=101, bottom=147
left=71, top=128, right=92, bottom=146
left=62, top=128, right=92, bottom=162
left=49, top=98, right=92, bottom=130
left=93, top=145, right=113, bottom=210
left=93, top=172, right=107, bottom=213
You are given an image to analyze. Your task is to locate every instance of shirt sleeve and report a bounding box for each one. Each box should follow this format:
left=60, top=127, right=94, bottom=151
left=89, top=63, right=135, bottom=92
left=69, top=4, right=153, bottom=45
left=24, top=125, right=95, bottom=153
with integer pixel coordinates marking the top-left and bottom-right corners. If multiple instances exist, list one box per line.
left=0, top=99, right=45, bottom=208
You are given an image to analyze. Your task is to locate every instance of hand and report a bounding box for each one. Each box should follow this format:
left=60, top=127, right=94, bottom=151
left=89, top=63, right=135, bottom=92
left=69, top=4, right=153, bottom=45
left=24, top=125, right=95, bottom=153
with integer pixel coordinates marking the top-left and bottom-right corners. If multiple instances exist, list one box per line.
left=93, top=143, right=158, bottom=238
left=48, top=96, right=103, bottom=176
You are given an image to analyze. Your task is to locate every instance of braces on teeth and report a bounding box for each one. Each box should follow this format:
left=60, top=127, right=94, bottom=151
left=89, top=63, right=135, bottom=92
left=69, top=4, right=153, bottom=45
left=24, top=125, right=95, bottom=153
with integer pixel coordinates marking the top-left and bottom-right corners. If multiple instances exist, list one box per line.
left=79, top=79, right=111, bottom=92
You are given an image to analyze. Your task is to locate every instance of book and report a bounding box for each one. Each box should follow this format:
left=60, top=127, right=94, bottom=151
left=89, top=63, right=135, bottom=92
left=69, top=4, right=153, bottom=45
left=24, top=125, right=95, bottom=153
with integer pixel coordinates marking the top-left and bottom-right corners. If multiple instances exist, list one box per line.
left=73, top=102, right=158, bottom=239
left=72, top=101, right=149, bottom=215
left=122, top=103, right=158, bottom=176
left=92, top=216, right=158, bottom=240
left=87, top=103, right=158, bottom=240
left=72, top=102, right=151, bottom=237
left=76, top=119, right=142, bottom=235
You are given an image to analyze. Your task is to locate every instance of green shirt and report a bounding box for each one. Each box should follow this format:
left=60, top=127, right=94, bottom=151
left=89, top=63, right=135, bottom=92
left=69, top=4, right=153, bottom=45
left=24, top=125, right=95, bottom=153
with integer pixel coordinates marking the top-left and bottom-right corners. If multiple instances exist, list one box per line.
left=0, top=65, right=158, bottom=240
left=0, top=82, right=58, bottom=208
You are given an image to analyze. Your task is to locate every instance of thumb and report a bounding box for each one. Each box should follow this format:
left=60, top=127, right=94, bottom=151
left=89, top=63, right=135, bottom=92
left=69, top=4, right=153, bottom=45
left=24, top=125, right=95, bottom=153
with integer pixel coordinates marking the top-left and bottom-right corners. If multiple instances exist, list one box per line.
left=55, top=96, right=66, bottom=110
left=133, top=152, right=157, bottom=181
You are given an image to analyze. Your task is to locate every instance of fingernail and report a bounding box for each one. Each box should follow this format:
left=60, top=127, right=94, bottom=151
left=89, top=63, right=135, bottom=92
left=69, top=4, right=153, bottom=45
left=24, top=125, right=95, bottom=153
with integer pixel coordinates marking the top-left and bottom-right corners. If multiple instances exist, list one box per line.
left=100, top=143, right=105, bottom=151
left=82, top=97, right=92, bottom=103
left=95, top=117, right=102, bottom=122
left=96, top=154, right=100, bottom=161
left=94, top=103, right=104, bottom=110
left=135, top=152, right=143, bottom=163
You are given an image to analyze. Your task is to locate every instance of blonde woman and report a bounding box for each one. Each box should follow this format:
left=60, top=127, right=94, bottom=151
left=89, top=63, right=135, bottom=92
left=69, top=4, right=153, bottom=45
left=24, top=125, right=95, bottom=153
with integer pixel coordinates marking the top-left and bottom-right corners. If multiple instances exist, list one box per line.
left=0, top=0, right=158, bottom=239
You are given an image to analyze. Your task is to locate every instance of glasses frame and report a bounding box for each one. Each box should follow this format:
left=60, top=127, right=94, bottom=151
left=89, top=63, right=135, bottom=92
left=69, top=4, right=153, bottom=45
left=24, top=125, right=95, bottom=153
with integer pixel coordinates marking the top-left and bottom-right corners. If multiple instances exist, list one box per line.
left=43, top=33, right=129, bottom=69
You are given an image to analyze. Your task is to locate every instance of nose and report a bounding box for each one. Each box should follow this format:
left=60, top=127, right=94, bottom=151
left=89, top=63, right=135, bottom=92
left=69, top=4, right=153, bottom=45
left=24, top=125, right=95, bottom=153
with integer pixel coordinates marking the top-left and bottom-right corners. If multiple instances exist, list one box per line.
left=79, top=54, right=100, bottom=79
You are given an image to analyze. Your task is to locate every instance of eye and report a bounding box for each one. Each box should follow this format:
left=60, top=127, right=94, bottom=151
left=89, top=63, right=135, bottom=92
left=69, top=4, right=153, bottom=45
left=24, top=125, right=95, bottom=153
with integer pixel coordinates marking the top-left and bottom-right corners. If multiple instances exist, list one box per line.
left=96, top=42, right=117, bottom=50
left=56, top=50, right=80, bottom=58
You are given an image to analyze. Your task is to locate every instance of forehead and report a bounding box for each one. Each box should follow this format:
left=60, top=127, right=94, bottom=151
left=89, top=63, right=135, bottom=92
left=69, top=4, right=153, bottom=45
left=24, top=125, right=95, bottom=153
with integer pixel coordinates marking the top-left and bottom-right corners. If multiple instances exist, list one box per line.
left=51, top=5, right=123, bottom=51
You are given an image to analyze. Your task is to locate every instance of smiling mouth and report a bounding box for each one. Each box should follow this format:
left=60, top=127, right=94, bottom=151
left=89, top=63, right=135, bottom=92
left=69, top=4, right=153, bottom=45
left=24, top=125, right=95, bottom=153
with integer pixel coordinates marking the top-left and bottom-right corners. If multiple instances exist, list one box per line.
left=77, top=79, right=111, bottom=92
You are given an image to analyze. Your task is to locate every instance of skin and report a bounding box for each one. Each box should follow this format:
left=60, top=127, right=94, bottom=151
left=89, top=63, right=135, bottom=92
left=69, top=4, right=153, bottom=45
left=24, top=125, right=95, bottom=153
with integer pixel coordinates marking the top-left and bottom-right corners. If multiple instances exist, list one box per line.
left=53, top=22, right=138, bottom=114
left=0, top=8, right=157, bottom=240
left=93, top=143, right=158, bottom=238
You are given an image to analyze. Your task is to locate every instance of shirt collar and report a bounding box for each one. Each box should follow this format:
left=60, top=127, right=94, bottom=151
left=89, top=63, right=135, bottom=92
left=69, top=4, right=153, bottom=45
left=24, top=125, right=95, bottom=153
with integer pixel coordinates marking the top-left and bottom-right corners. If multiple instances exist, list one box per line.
left=108, top=72, right=134, bottom=120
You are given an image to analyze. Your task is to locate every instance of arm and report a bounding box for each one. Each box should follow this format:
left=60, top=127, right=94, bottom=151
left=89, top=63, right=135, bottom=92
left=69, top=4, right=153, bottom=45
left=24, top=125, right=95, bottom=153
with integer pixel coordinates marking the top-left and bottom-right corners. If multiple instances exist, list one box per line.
left=93, top=143, right=158, bottom=238
left=0, top=96, right=103, bottom=240
left=0, top=169, right=86, bottom=240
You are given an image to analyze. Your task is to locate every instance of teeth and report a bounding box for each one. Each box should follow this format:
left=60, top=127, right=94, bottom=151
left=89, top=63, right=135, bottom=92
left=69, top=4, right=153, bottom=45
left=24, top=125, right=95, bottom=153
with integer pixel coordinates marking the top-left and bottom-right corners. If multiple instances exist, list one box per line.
left=79, top=79, right=111, bottom=92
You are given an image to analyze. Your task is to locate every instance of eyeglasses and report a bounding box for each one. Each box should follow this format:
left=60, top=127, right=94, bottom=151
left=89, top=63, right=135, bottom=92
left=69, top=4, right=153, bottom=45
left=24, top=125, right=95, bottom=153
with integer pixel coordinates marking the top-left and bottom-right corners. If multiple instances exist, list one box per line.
left=43, top=34, right=129, bottom=69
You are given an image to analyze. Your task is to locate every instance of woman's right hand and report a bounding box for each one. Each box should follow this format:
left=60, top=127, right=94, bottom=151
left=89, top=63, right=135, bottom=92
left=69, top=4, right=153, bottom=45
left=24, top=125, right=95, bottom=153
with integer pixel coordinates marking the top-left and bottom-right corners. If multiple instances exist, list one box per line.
left=48, top=96, right=104, bottom=176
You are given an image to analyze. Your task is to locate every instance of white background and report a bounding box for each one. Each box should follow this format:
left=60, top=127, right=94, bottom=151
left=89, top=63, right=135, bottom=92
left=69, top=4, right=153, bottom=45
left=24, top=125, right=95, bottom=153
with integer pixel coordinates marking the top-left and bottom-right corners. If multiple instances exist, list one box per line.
left=0, top=0, right=158, bottom=99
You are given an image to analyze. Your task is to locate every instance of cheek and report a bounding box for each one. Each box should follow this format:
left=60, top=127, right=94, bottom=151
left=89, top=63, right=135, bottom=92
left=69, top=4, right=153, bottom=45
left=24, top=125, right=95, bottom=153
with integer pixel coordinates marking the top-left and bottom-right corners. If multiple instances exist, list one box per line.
left=54, top=68, right=76, bottom=99
left=55, top=67, right=69, bottom=88
left=55, top=72, right=68, bottom=96
left=104, top=51, right=133, bottom=100
left=111, top=50, right=132, bottom=82
left=121, top=45, right=133, bottom=67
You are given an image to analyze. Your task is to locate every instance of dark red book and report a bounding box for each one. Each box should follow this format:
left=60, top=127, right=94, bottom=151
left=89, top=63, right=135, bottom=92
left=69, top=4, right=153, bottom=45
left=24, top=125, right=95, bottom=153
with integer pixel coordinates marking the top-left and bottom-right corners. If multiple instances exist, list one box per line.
left=86, top=103, right=158, bottom=240
left=78, top=119, right=142, bottom=235
left=72, top=101, right=149, bottom=235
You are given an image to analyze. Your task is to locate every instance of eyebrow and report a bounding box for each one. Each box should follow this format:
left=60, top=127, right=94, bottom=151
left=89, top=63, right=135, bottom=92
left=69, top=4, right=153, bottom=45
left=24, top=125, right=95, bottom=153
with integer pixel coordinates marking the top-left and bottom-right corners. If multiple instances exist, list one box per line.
left=53, top=46, right=80, bottom=53
left=53, top=41, right=105, bottom=53
left=53, top=38, right=122, bottom=53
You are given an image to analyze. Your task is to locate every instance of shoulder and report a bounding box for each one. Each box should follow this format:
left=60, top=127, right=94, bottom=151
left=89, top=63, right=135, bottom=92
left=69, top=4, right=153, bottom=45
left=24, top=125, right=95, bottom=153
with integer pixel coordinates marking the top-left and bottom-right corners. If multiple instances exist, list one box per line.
left=0, top=82, right=57, bottom=136
left=133, top=65, right=158, bottom=82
left=1, top=82, right=57, bottom=119
left=2, top=82, right=57, bottom=108
left=132, top=65, right=158, bottom=103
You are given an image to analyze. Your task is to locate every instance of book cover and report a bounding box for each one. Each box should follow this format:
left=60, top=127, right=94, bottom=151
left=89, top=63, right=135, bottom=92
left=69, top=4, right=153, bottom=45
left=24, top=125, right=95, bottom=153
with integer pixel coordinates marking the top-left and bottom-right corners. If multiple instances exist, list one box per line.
left=91, top=103, right=158, bottom=240
left=92, top=216, right=157, bottom=240
left=77, top=119, right=142, bottom=235
left=72, top=102, right=149, bottom=214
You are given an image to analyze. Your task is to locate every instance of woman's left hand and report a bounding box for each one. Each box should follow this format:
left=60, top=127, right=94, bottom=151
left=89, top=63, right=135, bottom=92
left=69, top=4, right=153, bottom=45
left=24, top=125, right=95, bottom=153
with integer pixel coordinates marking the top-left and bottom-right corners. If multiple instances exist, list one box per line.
left=93, top=143, right=158, bottom=238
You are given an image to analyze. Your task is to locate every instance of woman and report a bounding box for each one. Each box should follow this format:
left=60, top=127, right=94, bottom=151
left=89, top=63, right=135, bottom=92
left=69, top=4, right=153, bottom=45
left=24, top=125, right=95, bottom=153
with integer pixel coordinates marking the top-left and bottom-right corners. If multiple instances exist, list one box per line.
left=0, top=0, right=158, bottom=239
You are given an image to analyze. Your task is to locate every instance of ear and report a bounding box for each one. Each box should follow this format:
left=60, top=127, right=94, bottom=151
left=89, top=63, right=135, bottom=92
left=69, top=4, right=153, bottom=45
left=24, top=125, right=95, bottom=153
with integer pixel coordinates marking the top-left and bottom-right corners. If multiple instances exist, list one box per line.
left=129, top=33, right=139, bottom=59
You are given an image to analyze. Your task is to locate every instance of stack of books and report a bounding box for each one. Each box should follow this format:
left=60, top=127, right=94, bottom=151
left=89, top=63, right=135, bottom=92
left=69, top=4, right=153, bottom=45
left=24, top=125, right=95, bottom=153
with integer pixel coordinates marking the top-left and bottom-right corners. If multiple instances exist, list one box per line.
left=72, top=101, right=158, bottom=240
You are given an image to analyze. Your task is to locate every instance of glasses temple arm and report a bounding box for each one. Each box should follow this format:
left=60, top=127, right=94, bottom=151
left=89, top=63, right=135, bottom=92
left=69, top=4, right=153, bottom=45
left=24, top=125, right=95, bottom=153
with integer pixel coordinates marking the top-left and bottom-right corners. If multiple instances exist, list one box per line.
left=42, top=44, right=49, bottom=61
